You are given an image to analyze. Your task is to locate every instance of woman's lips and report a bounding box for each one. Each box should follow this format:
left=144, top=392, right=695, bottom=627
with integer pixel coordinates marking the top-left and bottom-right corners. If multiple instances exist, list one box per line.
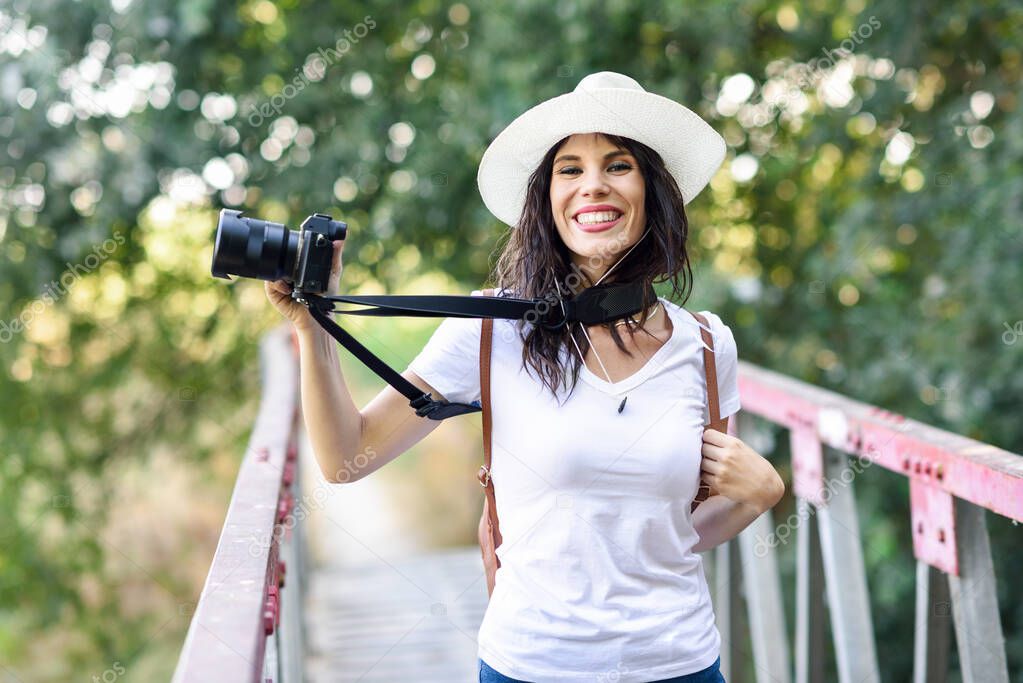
left=572, top=214, right=623, bottom=233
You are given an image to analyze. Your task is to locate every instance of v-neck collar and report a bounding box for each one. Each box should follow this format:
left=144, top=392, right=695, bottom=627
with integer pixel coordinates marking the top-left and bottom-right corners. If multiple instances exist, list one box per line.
left=576, top=297, right=682, bottom=396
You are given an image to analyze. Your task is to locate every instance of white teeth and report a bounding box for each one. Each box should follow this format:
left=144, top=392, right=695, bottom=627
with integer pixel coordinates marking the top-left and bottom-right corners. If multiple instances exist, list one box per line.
left=575, top=210, right=622, bottom=225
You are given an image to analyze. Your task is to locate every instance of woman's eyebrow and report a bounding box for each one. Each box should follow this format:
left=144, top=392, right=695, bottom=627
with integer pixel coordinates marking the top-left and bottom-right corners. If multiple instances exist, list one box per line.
left=553, top=150, right=631, bottom=164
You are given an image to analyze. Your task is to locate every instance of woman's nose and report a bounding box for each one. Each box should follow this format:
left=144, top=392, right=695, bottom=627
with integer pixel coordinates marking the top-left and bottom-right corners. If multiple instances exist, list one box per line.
left=580, top=171, right=610, bottom=197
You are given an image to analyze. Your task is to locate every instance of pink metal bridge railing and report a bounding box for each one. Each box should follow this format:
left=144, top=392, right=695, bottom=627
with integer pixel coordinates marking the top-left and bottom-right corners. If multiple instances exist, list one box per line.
left=710, top=360, right=1023, bottom=683
left=173, top=326, right=306, bottom=683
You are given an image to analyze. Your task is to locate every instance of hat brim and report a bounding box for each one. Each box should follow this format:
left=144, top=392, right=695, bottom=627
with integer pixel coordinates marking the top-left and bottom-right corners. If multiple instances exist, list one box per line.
left=477, top=87, right=726, bottom=227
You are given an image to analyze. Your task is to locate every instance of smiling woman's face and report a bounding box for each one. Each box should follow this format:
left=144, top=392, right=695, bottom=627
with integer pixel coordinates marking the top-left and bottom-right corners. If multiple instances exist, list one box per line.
left=549, top=133, right=646, bottom=283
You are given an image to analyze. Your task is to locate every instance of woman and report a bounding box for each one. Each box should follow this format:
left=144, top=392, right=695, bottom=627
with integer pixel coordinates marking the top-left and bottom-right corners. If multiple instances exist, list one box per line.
left=267, top=72, right=784, bottom=683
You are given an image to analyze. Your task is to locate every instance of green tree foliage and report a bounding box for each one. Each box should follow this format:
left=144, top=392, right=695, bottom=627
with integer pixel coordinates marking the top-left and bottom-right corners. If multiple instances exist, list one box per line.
left=0, top=0, right=1020, bottom=679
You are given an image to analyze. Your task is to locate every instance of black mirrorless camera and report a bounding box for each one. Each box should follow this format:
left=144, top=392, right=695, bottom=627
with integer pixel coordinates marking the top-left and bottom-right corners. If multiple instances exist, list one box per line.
left=211, top=208, right=347, bottom=294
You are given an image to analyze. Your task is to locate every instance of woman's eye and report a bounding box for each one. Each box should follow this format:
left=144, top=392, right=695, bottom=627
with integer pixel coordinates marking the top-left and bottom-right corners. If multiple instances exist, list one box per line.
left=556, top=162, right=632, bottom=176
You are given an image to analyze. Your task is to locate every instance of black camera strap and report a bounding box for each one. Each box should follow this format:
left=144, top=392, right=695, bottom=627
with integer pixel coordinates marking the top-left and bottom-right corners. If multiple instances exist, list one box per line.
left=306, top=304, right=482, bottom=420
left=299, top=279, right=657, bottom=421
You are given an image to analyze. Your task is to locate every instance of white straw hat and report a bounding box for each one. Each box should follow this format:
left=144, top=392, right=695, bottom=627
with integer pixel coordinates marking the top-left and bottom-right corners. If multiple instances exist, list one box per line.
left=477, top=71, right=727, bottom=228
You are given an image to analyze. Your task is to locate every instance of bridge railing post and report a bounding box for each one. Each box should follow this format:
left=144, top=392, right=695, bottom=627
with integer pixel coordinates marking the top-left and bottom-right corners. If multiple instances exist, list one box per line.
left=794, top=496, right=825, bottom=683
left=946, top=498, right=1009, bottom=683
left=913, top=560, right=951, bottom=683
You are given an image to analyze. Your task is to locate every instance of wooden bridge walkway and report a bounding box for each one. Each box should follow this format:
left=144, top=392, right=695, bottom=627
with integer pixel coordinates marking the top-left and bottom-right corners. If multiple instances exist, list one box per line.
left=305, top=546, right=488, bottom=682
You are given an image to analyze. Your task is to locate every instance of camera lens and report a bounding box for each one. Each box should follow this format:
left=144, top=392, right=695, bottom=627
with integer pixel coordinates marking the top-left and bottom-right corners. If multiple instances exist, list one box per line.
left=211, top=209, right=300, bottom=283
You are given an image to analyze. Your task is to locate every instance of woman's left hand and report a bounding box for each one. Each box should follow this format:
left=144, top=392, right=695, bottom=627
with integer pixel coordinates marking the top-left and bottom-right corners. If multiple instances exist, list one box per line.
left=699, top=428, right=785, bottom=514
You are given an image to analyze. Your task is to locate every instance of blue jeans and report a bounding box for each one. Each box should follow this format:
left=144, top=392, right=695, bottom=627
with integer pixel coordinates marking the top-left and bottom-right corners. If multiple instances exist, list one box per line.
left=478, top=655, right=725, bottom=682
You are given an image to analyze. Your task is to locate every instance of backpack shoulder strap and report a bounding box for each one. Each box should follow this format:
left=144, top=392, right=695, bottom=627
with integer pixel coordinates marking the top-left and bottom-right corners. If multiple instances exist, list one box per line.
left=687, top=309, right=726, bottom=511
left=687, top=309, right=725, bottom=433
left=478, top=289, right=503, bottom=552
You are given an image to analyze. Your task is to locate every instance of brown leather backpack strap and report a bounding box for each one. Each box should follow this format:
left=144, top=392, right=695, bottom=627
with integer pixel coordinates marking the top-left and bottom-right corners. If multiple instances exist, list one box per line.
left=689, top=310, right=726, bottom=433
left=478, top=289, right=503, bottom=558
left=688, top=310, right=724, bottom=512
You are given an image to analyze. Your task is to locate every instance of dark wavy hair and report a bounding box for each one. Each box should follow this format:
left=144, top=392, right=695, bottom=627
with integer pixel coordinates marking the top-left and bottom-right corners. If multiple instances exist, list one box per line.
left=487, top=133, right=695, bottom=404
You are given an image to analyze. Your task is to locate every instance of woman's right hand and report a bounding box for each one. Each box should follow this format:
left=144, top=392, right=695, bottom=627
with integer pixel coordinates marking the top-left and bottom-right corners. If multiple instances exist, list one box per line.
left=265, top=238, right=346, bottom=333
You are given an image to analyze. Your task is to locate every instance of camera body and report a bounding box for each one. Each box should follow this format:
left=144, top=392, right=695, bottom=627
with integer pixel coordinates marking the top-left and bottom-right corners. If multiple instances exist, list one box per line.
left=293, top=213, right=346, bottom=293
left=211, top=209, right=347, bottom=295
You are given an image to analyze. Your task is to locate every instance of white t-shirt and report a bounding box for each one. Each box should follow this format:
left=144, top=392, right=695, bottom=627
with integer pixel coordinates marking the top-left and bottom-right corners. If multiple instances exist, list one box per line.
left=406, top=289, right=741, bottom=683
